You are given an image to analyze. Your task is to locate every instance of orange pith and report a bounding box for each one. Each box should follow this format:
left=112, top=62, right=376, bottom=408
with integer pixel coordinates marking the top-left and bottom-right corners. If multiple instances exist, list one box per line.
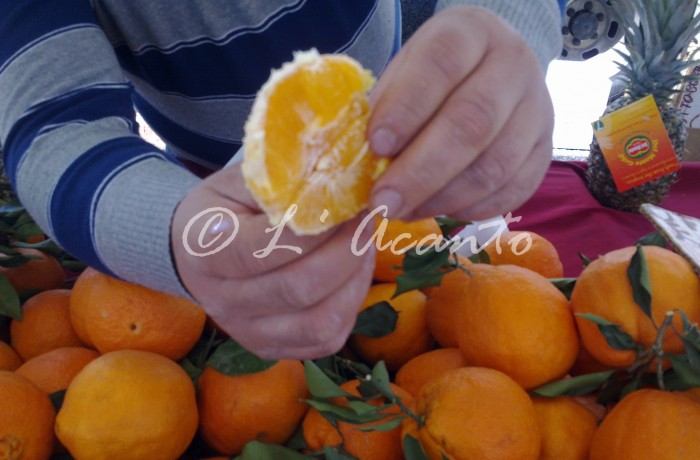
left=242, top=49, right=388, bottom=235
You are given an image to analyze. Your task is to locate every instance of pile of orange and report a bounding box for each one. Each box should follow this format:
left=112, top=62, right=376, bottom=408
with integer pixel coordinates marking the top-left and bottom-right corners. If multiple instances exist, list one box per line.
left=2, top=50, right=700, bottom=460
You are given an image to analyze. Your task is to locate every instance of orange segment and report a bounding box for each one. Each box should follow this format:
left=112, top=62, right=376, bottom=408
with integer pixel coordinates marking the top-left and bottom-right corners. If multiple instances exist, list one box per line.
left=242, top=49, right=388, bottom=235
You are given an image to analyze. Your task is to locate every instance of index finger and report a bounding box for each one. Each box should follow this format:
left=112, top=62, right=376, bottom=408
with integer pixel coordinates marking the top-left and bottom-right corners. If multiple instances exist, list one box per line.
left=367, top=6, right=491, bottom=157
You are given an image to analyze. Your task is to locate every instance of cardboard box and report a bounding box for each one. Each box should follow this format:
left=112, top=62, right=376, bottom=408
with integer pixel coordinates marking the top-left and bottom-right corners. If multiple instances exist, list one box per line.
left=677, top=65, right=700, bottom=161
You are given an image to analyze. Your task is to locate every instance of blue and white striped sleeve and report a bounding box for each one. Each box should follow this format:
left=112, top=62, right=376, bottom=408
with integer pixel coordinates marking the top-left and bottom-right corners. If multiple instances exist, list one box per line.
left=0, top=0, right=201, bottom=298
left=435, top=0, right=564, bottom=70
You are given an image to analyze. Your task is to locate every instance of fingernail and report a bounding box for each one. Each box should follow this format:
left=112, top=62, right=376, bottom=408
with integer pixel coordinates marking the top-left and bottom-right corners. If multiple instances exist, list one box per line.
left=370, top=128, right=397, bottom=156
left=372, top=188, right=403, bottom=218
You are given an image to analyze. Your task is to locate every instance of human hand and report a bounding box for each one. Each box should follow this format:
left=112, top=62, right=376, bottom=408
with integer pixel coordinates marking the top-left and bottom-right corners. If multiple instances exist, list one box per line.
left=368, top=5, right=555, bottom=221
left=170, top=165, right=376, bottom=360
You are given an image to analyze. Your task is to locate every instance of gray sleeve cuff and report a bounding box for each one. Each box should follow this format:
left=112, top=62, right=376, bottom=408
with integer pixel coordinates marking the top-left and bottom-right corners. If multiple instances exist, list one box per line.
left=93, top=157, right=201, bottom=299
left=435, top=0, right=563, bottom=70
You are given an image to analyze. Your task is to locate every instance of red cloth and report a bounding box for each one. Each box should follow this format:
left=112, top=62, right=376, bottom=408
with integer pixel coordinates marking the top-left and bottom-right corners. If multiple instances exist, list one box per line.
left=509, top=161, right=700, bottom=277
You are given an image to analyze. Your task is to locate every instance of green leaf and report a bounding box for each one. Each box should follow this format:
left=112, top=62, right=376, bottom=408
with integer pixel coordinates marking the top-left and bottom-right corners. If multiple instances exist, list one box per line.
left=0, top=273, right=21, bottom=320
left=356, top=415, right=406, bottom=432
left=303, top=399, right=386, bottom=425
left=682, top=336, right=700, bottom=371
left=680, top=310, right=700, bottom=348
left=370, top=361, right=395, bottom=401
left=13, top=221, right=43, bottom=241
left=0, top=251, right=34, bottom=268
left=49, top=389, right=66, bottom=413
left=347, top=399, right=385, bottom=416
left=434, top=217, right=470, bottom=238
left=285, top=425, right=307, bottom=452
left=627, top=246, right=653, bottom=319
left=469, top=249, right=491, bottom=264
left=303, top=360, right=353, bottom=400
left=667, top=354, right=700, bottom=388
left=235, top=441, right=314, bottom=460
left=401, top=245, right=451, bottom=272
left=205, top=339, right=276, bottom=377
left=0, top=201, right=25, bottom=217
left=352, top=301, right=398, bottom=338
left=12, top=238, right=62, bottom=253
left=476, top=249, right=490, bottom=264
left=578, top=252, right=592, bottom=267
left=576, top=313, right=638, bottom=350
left=620, top=374, right=645, bottom=399
left=181, top=328, right=221, bottom=381
left=403, top=434, right=430, bottom=460
left=60, top=258, right=87, bottom=273
left=549, top=277, right=577, bottom=300
left=531, top=370, right=615, bottom=397
left=179, top=358, right=204, bottom=385
left=596, top=373, right=631, bottom=405
left=394, top=271, right=444, bottom=298
left=636, top=231, right=667, bottom=248
left=323, top=446, right=356, bottom=460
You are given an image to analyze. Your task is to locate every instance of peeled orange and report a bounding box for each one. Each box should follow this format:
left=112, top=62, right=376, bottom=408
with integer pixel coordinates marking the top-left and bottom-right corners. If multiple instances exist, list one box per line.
left=242, top=49, right=388, bottom=235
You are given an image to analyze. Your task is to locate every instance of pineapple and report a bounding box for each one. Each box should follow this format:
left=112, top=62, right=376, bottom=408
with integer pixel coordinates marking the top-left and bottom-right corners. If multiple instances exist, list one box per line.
left=586, top=0, right=700, bottom=212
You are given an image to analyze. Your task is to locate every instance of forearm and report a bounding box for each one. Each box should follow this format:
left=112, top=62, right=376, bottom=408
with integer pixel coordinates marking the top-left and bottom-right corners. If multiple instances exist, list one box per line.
left=435, top=0, right=563, bottom=70
left=0, top=1, right=200, bottom=298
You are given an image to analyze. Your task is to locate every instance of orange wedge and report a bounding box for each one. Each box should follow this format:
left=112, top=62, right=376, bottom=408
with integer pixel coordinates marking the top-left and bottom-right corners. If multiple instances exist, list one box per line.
left=242, top=49, right=388, bottom=235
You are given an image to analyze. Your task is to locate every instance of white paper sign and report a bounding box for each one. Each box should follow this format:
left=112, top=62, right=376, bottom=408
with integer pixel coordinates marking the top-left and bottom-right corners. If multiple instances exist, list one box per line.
left=640, top=203, right=700, bottom=275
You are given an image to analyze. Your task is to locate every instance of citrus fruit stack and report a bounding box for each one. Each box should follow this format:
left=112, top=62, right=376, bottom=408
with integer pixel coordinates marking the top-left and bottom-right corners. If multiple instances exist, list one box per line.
left=342, top=226, right=700, bottom=459
left=0, top=265, right=209, bottom=460
left=2, top=47, right=700, bottom=460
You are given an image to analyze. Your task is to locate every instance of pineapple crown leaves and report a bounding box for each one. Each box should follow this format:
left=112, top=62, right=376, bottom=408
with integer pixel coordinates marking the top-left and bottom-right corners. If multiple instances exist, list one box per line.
left=611, top=0, right=700, bottom=102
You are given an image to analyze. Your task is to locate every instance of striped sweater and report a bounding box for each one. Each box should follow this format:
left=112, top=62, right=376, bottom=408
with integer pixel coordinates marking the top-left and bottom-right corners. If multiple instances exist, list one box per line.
left=0, top=0, right=565, bottom=297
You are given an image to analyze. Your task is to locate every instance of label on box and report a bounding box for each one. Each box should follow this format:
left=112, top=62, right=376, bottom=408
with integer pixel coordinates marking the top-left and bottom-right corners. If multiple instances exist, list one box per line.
left=592, top=95, right=681, bottom=192
left=640, top=204, right=700, bottom=276
left=677, top=65, right=700, bottom=128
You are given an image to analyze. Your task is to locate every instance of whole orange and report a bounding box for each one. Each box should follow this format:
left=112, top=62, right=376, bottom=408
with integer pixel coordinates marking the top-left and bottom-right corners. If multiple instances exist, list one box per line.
left=302, top=379, right=413, bottom=460
left=69, top=267, right=206, bottom=360
left=55, top=349, right=198, bottom=460
left=570, top=245, right=700, bottom=368
left=349, top=283, right=433, bottom=371
left=373, top=217, right=443, bottom=282
left=0, top=371, right=56, bottom=460
left=684, top=387, right=700, bottom=405
left=414, top=367, right=541, bottom=460
left=589, top=389, right=700, bottom=459
left=532, top=396, right=598, bottom=460
left=0, top=340, right=22, bottom=371
left=483, top=231, right=564, bottom=278
left=16, top=346, right=100, bottom=394
left=395, top=348, right=468, bottom=398
left=0, top=248, right=65, bottom=293
left=456, top=264, right=579, bottom=389
left=198, top=360, right=308, bottom=456
left=10, top=289, right=84, bottom=361
left=423, top=259, right=478, bottom=348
